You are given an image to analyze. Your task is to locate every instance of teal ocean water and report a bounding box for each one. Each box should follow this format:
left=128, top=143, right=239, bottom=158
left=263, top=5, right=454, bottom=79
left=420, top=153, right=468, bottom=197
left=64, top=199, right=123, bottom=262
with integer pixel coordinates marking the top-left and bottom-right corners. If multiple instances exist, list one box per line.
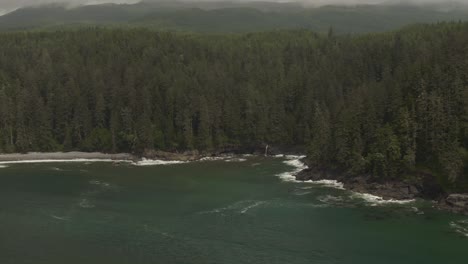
left=0, top=156, right=466, bottom=264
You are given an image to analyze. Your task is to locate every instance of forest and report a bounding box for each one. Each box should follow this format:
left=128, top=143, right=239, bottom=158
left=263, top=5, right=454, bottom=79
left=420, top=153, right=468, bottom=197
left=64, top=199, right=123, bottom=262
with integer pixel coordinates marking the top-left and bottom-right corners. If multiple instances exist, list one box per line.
left=0, top=22, right=467, bottom=188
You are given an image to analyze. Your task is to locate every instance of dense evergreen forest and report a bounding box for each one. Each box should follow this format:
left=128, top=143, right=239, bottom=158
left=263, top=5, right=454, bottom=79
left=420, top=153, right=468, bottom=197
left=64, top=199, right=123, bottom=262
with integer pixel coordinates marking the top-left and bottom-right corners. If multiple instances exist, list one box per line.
left=0, top=23, right=467, bottom=187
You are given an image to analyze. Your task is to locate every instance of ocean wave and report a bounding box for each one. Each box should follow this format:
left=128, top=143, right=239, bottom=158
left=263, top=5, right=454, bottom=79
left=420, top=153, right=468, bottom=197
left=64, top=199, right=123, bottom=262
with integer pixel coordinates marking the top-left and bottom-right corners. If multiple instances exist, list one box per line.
left=276, top=156, right=345, bottom=190
left=197, top=200, right=266, bottom=215
left=304, top=179, right=345, bottom=190
left=351, top=192, right=415, bottom=206
left=318, top=195, right=344, bottom=204
left=240, top=201, right=266, bottom=214
left=285, top=155, right=306, bottom=160
left=293, top=190, right=312, bottom=196
left=276, top=156, right=308, bottom=182
left=78, top=198, right=95, bottom=208
left=450, top=220, right=468, bottom=238
left=410, top=207, right=425, bottom=215
left=132, top=158, right=188, bottom=166
left=199, top=156, right=230, bottom=161
left=0, top=165, right=8, bottom=168
left=225, top=158, right=247, bottom=162
left=50, top=215, right=70, bottom=221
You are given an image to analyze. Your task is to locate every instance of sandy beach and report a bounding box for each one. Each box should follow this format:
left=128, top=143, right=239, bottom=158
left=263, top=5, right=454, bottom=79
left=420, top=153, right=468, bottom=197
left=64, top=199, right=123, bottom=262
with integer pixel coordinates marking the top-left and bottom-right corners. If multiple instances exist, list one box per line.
left=0, top=152, right=135, bottom=163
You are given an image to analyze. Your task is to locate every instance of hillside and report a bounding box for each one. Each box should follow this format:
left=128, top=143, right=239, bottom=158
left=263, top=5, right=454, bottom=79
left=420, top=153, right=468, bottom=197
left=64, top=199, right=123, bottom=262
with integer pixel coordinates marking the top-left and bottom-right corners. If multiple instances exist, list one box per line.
left=1, top=2, right=468, bottom=33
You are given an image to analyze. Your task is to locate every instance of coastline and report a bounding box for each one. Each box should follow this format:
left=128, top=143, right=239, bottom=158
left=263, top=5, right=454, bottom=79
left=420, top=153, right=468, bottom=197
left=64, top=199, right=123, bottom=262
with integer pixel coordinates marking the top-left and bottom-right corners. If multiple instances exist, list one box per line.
left=2, top=150, right=466, bottom=215
left=0, top=152, right=136, bottom=164
left=294, top=161, right=468, bottom=215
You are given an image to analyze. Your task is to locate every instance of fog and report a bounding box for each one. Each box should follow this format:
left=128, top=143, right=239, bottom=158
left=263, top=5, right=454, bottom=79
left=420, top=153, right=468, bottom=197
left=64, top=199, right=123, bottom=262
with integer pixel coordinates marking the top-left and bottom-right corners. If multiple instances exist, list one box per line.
left=1, top=0, right=467, bottom=15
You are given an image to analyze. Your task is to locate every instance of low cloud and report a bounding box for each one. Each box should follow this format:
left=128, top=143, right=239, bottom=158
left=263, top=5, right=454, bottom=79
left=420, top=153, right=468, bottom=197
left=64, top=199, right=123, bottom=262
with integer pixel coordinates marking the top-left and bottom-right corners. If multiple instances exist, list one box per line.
left=1, top=0, right=467, bottom=14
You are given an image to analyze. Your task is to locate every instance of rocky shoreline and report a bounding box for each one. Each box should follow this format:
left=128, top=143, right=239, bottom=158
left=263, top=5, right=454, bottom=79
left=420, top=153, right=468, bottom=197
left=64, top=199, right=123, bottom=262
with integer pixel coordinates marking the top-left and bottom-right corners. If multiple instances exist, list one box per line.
left=2, top=149, right=467, bottom=215
left=295, top=165, right=468, bottom=215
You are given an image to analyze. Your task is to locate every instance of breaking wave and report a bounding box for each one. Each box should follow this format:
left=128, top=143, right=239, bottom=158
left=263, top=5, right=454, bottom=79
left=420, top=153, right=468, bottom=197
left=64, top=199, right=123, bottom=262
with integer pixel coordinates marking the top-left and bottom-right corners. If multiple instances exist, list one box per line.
left=351, top=192, right=415, bottom=206
left=132, top=158, right=188, bottom=166
left=449, top=220, right=468, bottom=238
left=276, top=155, right=345, bottom=190
left=199, top=156, right=229, bottom=161
left=225, top=158, right=247, bottom=162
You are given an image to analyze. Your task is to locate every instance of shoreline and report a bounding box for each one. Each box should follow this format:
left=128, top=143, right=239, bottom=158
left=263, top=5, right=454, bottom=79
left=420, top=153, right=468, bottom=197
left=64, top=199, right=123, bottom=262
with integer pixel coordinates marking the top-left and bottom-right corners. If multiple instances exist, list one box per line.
left=2, top=151, right=466, bottom=215
left=0, top=152, right=136, bottom=164
left=294, top=160, right=468, bottom=215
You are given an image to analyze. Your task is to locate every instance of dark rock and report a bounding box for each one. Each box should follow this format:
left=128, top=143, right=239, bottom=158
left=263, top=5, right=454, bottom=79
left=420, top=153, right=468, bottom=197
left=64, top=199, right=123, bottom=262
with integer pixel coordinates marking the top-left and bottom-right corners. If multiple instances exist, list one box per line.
left=439, top=194, right=468, bottom=215
left=295, top=166, right=429, bottom=201
left=142, top=149, right=201, bottom=161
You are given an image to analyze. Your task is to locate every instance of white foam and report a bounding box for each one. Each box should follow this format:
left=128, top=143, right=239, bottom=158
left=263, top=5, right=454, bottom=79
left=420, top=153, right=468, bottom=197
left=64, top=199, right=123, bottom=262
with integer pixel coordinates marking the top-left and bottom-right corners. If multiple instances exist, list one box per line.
left=450, top=221, right=468, bottom=238
left=0, top=159, right=129, bottom=165
left=285, top=155, right=306, bottom=160
left=240, top=201, right=266, bottom=214
left=318, top=195, right=344, bottom=203
left=0, top=165, right=8, bottom=168
left=276, top=156, right=345, bottom=190
left=51, top=215, right=70, bottom=221
left=305, top=179, right=345, bottom=190
left=225, top=158, right=247, bottom=162
left=198, top=200, right=264, bottom=215
left=78, top=199, right=95, bottom=208
left=276, top=157, right=308, bottom=182
left=132, top=158, right=188, bottom=166
left=352, top=192, right=415, bottom=206
left=199, top=156, right=229, bottom=161
left=293, top=190, right=312, bottom=196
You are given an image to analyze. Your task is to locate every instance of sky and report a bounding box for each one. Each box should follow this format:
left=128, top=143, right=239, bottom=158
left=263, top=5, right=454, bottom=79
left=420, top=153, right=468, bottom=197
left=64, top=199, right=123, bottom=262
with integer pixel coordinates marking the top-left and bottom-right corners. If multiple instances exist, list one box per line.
left=0, top=0, right=466, bottom=15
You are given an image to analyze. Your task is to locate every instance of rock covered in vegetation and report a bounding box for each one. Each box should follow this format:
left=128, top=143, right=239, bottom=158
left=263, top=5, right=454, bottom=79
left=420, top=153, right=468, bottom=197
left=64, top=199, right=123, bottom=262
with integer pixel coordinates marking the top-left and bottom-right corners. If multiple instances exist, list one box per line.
left=296, top=167, right=446, bottom=201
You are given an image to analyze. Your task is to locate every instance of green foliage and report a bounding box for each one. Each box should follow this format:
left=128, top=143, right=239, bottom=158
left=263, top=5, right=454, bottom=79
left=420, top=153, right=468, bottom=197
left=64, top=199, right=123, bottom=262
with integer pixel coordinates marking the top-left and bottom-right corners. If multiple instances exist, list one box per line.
left=0, top=23, right=466, bottom=186
left=81, top=128, right=113, bottom=152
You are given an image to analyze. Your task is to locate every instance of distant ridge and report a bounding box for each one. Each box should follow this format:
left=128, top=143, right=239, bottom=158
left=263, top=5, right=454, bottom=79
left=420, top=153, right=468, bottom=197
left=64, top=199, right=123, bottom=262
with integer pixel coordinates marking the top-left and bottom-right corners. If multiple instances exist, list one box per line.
left=1, top=1, right=468, bottom=33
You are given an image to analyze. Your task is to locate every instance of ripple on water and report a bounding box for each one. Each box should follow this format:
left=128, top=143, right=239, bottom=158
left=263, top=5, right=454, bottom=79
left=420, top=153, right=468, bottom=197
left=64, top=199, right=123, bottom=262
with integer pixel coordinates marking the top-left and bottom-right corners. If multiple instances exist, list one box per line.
left=197, top=200, right=267, bottom=215
left=50, top=215, right=70, bottom=221
left=293, top=190, right=312, bottom=196
left=79, top=199, right=95, bottom=209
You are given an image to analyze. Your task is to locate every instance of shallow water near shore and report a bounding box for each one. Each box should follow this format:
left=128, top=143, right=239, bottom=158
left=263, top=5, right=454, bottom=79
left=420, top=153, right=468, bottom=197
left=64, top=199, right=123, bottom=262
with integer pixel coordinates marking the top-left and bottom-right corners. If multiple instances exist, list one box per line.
left=0, top=157, right=466, bottom=264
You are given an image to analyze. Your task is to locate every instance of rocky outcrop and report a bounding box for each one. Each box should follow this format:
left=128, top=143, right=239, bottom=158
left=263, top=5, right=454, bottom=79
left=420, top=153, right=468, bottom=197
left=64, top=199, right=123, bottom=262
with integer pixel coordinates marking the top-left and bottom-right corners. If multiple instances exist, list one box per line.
left=142, top=150, right=202, bottom=161
left=296, top=167, right=445, bottom=201
left=141, top=145, right=307, bottom=161
left=439, top=194, right=468, bottom=215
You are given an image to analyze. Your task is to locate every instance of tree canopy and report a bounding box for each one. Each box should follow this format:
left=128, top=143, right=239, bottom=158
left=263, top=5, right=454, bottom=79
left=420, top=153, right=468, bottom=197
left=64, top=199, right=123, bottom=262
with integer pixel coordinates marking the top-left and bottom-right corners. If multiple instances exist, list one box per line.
left=0, top=22, right=467, bottom=188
